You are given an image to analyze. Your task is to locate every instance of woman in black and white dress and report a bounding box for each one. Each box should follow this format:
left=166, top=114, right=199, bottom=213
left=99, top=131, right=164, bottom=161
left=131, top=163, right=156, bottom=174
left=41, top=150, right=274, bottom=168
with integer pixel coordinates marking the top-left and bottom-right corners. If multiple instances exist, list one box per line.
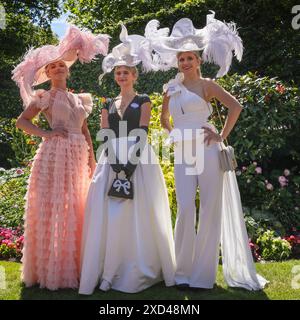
left=79, top=26, right=175, bottom=294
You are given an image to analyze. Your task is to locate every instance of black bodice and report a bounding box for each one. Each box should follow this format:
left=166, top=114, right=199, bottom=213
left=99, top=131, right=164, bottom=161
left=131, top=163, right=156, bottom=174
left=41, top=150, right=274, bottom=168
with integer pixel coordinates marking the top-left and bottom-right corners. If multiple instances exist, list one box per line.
left=102, top=94, right=151, bottom=137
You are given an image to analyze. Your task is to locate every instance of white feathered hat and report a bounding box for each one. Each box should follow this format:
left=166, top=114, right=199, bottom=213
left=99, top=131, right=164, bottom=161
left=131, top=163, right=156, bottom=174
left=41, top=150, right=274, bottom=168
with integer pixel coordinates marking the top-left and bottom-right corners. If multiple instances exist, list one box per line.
left=145, top=11, right=243, bottom=77
left=100, top=24, right=158, bottom=82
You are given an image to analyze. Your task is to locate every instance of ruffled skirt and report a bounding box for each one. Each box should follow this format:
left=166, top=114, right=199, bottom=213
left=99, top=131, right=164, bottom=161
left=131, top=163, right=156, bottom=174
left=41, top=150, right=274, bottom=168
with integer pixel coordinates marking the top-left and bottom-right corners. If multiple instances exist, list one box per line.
left=79, top=141, right=175, bottom=294
left=22, top=134, right=90, bottom=290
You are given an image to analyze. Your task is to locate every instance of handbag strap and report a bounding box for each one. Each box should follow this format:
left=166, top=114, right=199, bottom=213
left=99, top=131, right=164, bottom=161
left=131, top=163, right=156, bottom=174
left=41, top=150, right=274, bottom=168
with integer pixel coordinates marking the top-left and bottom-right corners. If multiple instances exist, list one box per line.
left=210, top=98, right=230, bottom=148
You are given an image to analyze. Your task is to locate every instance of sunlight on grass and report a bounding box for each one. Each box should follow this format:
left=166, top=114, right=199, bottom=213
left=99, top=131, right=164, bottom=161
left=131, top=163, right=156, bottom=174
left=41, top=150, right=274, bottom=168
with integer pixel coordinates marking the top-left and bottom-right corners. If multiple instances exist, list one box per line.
left=1, top=260, right=299, bottom=300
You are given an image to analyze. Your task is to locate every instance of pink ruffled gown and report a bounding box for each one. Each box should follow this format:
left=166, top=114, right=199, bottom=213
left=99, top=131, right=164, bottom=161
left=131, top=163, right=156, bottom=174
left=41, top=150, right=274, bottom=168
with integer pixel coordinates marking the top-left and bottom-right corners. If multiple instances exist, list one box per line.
left=22, top=88, right=92, bottom=290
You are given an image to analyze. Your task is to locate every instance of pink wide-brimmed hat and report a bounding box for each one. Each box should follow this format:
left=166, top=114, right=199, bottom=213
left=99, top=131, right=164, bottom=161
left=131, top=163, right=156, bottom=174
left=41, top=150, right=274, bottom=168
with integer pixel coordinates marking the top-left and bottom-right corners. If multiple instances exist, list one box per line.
left=12, top=25, right=110, bottom=107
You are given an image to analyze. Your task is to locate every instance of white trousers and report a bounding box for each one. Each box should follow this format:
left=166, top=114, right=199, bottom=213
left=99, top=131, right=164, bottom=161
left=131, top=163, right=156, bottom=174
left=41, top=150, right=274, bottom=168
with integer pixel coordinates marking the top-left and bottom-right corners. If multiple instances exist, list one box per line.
left=174, top=141, right=223, bottom=288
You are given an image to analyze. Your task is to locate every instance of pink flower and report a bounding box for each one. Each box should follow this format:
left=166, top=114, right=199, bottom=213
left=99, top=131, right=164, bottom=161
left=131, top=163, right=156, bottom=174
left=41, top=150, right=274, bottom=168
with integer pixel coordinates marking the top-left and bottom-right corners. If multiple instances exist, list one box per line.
left=278, top=176, right=288, bottom=187
left=242, top=166, right=247, bottom=171
left=284, top=169, right=290, bottom=176
left=16, top=169, right=24, bottom=175
left=253, top=162, right=257, bottom=167
left=1, top=239, right=11, bottom=245
left=16, top=236, right=24, bottom=243
left=255, top=167, right=262, bottom=174
left=275, top=83, right=285, bottom=94
left=266, top=183, right=274, bottom=191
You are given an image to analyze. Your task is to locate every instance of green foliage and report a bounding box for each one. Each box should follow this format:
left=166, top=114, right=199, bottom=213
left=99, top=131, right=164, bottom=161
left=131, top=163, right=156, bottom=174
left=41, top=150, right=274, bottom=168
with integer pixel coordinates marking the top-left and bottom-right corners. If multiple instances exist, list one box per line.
left=216, top=73, right=300, bottom=165
left=2, top=0, right=62, bottom=28
left=0, top=115, right=48, bottom=168
left=0, top=168, right=29, bottom=228
left=237, top=165, right=300, bottom=229
left=257, top=230, right=292, bottom=261
left=65, top=0, right=183, bottom=29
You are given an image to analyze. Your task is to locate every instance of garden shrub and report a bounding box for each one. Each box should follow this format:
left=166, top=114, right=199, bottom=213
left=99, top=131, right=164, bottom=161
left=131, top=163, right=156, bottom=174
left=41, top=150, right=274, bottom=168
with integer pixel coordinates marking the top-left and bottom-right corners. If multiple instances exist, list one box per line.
left=0, top=167, right=29, bottom=228
left=257, top=230, right=292, bottom=261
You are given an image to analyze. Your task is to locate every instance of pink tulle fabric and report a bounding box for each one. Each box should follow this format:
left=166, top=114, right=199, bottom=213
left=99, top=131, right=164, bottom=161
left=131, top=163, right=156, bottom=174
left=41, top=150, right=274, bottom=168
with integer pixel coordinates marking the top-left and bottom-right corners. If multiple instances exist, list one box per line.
left=12, top=25, right=109, bottom=108
left=21, top=89, right=91, bottom=290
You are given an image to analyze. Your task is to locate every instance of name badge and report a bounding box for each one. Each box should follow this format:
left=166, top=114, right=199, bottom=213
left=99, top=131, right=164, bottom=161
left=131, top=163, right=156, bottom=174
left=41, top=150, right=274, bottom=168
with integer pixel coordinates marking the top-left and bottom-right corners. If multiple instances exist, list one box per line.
left=130, top=102, right=140, bottom=109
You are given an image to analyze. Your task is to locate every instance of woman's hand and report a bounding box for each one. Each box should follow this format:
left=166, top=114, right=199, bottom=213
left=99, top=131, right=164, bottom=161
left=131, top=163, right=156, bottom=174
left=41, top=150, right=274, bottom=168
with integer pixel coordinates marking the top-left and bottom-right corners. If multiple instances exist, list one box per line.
left=202, top=126, right=223, bottom=146
left=44, top=128, right=69, bottom=139
left=88, top=156, right=97, bottom=178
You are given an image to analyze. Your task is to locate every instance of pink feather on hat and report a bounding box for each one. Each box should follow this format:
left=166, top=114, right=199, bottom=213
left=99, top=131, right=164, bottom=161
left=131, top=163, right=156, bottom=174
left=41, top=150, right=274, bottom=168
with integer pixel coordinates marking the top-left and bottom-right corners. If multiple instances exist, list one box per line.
left=12, top=25, right=110, bottom=108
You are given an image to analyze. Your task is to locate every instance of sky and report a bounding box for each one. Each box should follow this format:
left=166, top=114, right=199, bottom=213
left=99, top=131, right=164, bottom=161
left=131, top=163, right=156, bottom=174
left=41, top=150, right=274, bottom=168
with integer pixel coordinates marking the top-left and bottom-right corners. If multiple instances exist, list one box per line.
left=51, top=12, right=70, bottom=39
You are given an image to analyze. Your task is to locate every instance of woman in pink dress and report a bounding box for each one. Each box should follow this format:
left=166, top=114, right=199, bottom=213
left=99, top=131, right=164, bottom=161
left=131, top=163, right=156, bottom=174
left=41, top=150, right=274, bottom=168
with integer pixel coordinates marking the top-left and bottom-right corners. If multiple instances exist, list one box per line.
left=12, top=25, right=109, bottom=290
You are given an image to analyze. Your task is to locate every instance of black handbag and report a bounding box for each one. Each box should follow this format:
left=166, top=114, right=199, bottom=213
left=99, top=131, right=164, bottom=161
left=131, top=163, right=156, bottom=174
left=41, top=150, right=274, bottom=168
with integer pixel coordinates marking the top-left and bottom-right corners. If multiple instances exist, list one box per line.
left=108, top=173, right=134, bottom=199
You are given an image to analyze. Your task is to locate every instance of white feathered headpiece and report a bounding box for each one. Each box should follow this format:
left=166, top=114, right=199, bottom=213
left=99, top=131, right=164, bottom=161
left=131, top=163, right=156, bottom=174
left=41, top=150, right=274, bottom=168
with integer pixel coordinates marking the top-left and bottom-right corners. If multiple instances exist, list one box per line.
left=99, top=24, right=158, bottom=82
left=145, top=11, right=243, bottom=77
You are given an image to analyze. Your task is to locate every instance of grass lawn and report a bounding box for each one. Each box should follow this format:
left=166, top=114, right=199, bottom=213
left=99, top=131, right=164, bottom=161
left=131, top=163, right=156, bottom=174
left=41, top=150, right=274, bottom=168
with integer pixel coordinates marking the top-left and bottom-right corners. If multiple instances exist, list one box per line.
left=0, top=259, right=300, bottom=300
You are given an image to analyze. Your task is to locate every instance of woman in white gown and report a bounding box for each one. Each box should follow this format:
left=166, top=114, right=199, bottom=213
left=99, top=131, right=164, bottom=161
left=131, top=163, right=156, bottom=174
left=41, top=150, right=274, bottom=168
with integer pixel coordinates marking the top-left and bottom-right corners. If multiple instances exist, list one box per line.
left=79, top=26, right=175, bottom=294
left=146, top=12, right=268, bottom=290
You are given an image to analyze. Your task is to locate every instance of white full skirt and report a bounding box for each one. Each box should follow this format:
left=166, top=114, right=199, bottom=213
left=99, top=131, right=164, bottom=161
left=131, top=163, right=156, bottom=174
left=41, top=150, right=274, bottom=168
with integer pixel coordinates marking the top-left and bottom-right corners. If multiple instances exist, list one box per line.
left=79, top=141, right=175, bottom=294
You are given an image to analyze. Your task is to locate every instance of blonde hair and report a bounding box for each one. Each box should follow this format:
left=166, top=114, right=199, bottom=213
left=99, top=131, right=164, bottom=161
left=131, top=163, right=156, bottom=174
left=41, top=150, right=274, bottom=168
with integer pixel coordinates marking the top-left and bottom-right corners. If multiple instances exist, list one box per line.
left=177, top=51, right=202, bottom=77
left=114, top=65, right=139, bottom=82
left=115, top=65, right=138, bottom=76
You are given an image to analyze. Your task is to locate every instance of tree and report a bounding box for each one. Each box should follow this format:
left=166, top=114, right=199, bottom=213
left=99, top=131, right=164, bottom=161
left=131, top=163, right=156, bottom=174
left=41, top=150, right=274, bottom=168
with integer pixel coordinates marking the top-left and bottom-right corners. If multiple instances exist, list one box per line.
left=64, top=0, right=184, bottom=30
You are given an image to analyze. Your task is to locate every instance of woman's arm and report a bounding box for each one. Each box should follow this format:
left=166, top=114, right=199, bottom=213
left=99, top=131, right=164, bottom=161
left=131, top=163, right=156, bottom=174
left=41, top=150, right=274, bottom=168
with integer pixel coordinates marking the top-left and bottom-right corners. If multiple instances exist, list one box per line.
left=160, top=93, right=173, bottom=133
left=203, top=79, right=243, bottom=145
left=16, top=103, right=68, bottom=138
left=139, top=101, right=151, bottom=127
left=82, top=119, right=96, bottom=177
left=100, top=108, right=110, bottom=129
